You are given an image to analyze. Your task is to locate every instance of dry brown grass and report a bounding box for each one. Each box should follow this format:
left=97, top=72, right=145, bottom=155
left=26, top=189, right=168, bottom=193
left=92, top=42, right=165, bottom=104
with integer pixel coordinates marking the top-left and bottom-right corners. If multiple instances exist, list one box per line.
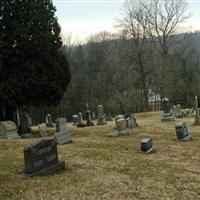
left=1, top=111, right=200, bottom=200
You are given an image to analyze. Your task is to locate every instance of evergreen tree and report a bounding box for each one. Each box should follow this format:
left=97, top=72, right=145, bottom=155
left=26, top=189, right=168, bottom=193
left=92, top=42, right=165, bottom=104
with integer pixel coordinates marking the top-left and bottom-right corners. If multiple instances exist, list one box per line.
left=0, top=0, right=71, bottom=120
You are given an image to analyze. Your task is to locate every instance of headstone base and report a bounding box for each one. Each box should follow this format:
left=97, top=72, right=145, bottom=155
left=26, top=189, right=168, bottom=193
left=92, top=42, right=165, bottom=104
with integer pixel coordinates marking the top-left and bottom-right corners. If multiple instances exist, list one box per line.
left=77, top=123, right=86, bottom=128
left=24, top=160, right=65, bottom=177
left=141, top=147, right=154, bottom=154
left=97, top=120, right=107, bottom=125
left=108, top=129, right=129, bottom=138
left=21, top=133, right=32, bottom=138
left=161, top=113, right=175, bottom=122
left=175, top=113, right=183, bottom=118
left=7, top=132, right=21, bottom=139
left=86, top=122, right=94, bottom=126
left=177, top=134, right=192, bottom=142
left=54, top=132, right=73, bottom=145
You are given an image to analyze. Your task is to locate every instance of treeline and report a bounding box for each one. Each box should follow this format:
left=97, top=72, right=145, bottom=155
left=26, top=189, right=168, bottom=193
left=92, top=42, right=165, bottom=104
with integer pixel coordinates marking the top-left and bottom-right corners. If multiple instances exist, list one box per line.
left=58, top=31, right=200, bottom=118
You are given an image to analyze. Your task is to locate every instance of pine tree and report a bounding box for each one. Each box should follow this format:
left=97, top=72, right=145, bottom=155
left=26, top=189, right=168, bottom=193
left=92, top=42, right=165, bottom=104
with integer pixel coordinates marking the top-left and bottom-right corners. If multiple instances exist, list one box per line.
left=0, top=0, right=71, bottom=120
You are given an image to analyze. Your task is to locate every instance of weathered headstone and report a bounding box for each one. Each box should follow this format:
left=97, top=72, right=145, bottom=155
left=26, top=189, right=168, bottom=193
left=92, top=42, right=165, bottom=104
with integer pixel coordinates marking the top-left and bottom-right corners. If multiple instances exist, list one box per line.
left=161, top=97, right=175, bottom=122
left=115, top=114, right=124, bottom=122
left=0, top=121, right=20, bottom=139
left=175, top=122, right=192, bottom=141
left=194, top=96, right=200, bottom=125
left=45, top=114, right=54, bottom=127
left=76, top=112, right=86, bottom=127
left=54, top=118, right=72, bottom=144
left=174, top=104, right=183, bottom=118
left=116, top=118, right=127, bottom=131
left=97, top=105, right=107, bottom=125
left=24, top=139, right=65, bottom=176
left=85, top=109, right=94, bottom=126
left=108, top=116, right=129, bottom=137
left=141, top=138, right=153, bottom=153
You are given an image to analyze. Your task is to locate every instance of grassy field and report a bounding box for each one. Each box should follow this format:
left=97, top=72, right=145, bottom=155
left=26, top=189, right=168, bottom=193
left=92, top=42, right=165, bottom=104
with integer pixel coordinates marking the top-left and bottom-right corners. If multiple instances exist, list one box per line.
left=1, top=111, right=200, bottom=200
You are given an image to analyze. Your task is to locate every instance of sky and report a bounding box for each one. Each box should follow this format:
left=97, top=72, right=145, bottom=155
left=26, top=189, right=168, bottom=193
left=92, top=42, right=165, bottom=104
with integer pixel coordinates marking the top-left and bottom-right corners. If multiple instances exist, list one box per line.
left=52, top=0, right=200, bottom=42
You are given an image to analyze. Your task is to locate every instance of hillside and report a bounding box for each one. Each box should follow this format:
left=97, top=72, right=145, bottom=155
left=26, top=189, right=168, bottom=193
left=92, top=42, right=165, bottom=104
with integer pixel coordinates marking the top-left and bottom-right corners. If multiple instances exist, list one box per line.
left=0, top=111, right=200, bottom=200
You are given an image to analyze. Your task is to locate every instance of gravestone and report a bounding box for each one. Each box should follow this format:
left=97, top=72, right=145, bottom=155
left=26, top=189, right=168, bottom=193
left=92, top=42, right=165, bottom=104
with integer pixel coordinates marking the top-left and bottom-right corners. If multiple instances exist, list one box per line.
left=161, top=97, right=175, bottom=122
left=85, top=109, right=94, bottom=126
left=185, top=109, right=190, bottom=117
left=194, top=96, right=200, bottom=125
left=141, top=138, right=153, bottom=153
left=97, top=105, right=107, bottom=125
left=54, top=118, right=72, bottom=144
left=24, top=139, right=65, bottom=176
left=77, top=112, right=86, bottom=127
left=115, top=114, right=124, bottom=122
left=0, top=121, right=20, bottom=139
left=19, top=112, right=32, bottom=134
left=45, top=114, right=54, bottom=127
left=109, top=118, right=129, bottom=137
left=107, top=113, right=113, bottom=121
left=174, top=104, right=183, bottom=118
left=175, top=122, right=192, bottom=141
left=72, top=114, right=80, bottom=126
left=38, top=123, right=48, bottom=137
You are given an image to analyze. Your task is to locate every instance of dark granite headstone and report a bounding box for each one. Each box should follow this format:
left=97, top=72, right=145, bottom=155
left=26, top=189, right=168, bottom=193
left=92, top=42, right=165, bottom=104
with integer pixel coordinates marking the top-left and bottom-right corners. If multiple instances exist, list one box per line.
left=141, top=138, right=153, bottom=153
left=24, top=139, right=65, bottom=176
left=161, top=97, right=175, bottom=122
left=85, top=109, right=94, bottom=126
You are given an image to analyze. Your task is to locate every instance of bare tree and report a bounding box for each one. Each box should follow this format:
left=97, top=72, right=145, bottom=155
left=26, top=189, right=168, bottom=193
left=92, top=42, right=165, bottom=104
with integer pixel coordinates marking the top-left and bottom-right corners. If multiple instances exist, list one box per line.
left=117, top=0, right=151, bottom=111
left=143, top=0, right=189, bottom=97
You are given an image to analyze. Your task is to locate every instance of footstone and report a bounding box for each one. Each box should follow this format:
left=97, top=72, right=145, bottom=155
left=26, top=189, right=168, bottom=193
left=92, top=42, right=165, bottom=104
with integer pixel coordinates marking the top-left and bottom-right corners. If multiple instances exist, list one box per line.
left=141, top=138, right=153, bottom=153
left=0, top=121, right=20, bottom=139
left=175, top=122, right=192, bottom=141
left=54, top=118, right=72, bottom=145
left=24, top=139, right=65, bottom=176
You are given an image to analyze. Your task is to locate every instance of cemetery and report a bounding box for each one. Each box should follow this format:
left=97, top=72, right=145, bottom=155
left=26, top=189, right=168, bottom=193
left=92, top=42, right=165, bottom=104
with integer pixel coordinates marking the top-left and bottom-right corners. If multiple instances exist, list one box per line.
left=1, top=0, right=200, bottom=199
left=1, top=111, right=200, bottom=199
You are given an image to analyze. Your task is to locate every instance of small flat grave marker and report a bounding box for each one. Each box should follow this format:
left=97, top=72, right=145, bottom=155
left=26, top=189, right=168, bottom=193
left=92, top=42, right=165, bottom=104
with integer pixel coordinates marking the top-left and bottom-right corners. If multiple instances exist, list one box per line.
left=24, top=139, right=65, bottom=176
left=141, top=138, right=154, bottom=154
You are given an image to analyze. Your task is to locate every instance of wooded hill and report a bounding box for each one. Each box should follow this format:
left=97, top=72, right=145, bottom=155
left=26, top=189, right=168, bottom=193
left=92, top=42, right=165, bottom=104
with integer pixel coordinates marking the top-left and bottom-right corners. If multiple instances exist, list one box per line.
left=57, top=31, right=200, bottom=117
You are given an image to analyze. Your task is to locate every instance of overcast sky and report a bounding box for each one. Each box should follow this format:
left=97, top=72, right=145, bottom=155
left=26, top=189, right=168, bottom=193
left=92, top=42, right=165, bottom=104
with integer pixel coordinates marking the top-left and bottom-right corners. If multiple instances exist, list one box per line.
left=52, top=0, right=200, bottom=42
